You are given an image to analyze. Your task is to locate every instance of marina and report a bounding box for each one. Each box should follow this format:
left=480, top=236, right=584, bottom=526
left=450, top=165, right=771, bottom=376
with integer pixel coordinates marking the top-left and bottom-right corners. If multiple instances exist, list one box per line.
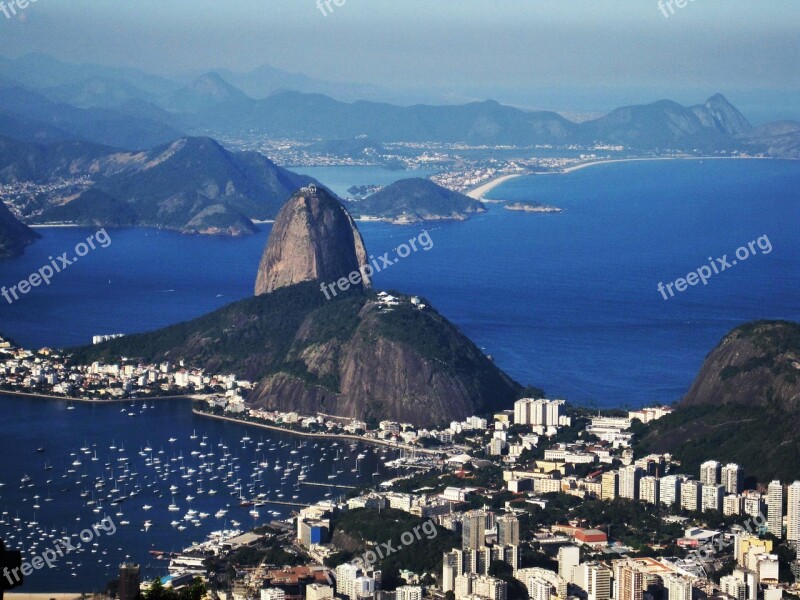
left=0, top=395, right=405, bottom=591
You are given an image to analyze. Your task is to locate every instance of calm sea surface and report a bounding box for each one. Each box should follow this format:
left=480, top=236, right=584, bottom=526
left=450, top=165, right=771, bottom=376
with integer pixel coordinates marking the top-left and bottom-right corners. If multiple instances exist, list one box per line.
left=0, top=159, right=798, bottom=588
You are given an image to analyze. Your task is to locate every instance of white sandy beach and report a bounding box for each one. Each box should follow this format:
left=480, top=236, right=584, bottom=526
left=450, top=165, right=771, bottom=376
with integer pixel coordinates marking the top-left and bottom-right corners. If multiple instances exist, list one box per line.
left=466, top=173, right=525, bottom=200
left=561, top=155, right=773, bottom=174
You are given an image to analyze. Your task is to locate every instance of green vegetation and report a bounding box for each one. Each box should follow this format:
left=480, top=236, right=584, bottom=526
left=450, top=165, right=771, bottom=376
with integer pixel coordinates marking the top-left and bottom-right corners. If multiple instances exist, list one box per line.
left=330, top=508, right=459, bottom=585
left=205, top=531, right=304, bottom=587
left=347, top=178, right=483, bottom=222
left=0, top=200, right=38, bottom=259
left=68, top=282, right=366, bottom=388
left=375, top=301, right=520, bottom=408
left=390, top=465, right=506, bottom=495
left=719, top=321, right=800, bottom=380
left=67, top=281, right=520, bottom=419
left=143, top=578, right=206, bottom=600
left=519, top=494, right=686, bottom=554
left=634, top=404, right=800, bottom=482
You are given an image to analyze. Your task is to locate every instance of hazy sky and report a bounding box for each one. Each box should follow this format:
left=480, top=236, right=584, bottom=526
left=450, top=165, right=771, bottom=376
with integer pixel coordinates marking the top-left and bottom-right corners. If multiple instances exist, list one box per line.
left=0, top=0, right=798, bottom=115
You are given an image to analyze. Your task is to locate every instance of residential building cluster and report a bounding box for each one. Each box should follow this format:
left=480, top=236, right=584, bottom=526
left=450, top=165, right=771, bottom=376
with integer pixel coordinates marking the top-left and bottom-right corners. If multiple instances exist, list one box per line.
left=0, top=338, right=252, bottom=401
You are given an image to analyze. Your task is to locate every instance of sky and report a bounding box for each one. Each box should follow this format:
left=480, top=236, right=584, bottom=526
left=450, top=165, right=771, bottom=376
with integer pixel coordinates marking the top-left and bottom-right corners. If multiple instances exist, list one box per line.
left=0, top=0, right=798, bottom=117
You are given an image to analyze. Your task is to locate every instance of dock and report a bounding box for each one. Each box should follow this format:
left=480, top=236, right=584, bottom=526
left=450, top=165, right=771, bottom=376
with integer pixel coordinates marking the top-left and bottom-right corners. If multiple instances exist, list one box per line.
left=253, top=499, right=310, bottom=508
left=299, top=481, right=358, bottom=490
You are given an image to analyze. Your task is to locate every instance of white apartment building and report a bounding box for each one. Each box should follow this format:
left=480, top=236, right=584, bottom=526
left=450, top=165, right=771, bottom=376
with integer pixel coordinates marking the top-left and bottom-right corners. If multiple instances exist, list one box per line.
left=700, top=460, right=721, bottom=486
left=787, top=481, right=800, bottom=543
left=768, top=481, right=783, bottom=538
left=702, top=484, right=725, bottom=513
left=639, top=476, right=659, bottom=505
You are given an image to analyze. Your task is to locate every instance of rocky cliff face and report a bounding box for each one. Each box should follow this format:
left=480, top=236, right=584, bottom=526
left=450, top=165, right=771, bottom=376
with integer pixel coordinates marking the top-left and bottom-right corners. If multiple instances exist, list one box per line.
left=255, top=186, right=370, bottom=295
left=681, top=320, right=800, bottom=411
left=75, top=283, right=521, bottom=427
left=247, top=297, right=519, bottom=425
left=77, top=189, right=521, bottom=426
left=634, top=321, right=800, bottom=482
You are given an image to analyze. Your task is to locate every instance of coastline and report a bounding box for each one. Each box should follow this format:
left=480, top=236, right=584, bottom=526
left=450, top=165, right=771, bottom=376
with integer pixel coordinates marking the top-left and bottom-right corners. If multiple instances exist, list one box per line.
left=192, top=409, right=445, bottom=455
left=466, top=173, right=526, bottom=200
left=0, top=389, right=194, bottom=404
left=0, top=390, right=449, bottom=455
left=560, top=155, right=775, bottom=175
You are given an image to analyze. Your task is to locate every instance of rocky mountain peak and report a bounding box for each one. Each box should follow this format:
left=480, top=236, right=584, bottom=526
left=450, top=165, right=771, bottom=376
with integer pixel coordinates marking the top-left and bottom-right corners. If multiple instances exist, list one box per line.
left=254, top=185, right=371, bottom=295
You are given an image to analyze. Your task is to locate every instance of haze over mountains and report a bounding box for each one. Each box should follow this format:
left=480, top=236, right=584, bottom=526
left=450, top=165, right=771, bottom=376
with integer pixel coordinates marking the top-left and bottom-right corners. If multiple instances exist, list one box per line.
left=0, top=135, right=315, bottom=235
left=0, top=52, right=798, bottom=250
left=0, top=53, right=798, bottom=155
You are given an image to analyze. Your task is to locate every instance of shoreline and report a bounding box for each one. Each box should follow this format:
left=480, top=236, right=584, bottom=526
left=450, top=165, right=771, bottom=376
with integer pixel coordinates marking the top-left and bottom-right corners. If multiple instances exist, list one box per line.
left=560, top=155, right=775, bottom=175
left=8, top=594, right=87, bottom=599
left=0, top=389, right=194, bottom=404
left=0, top=391, right=448, bottom=455
left=192, top=409, right=444, bottom=455
left=466, top=173, right=526, bottom=200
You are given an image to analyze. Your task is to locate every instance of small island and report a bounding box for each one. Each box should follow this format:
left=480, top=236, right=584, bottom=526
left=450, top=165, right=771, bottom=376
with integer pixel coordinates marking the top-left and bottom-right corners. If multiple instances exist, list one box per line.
left=348, top=178, right=485, bottom=225
left=504, top=201, right=563, bottom=213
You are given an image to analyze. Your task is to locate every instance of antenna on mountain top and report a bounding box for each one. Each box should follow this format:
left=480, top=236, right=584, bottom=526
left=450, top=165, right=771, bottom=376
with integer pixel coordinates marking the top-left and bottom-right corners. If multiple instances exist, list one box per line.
left=307, top=184, right=318, bottom=196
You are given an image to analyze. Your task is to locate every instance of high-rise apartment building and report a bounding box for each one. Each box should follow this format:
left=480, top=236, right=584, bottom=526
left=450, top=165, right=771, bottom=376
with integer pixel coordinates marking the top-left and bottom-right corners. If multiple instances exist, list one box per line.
left=700, top=460, right=721, bottom=486
left=680, top=480, right=702, bottom=512
left=767, top=480, right=783, bottom=538
left=639, top=476, right=659, bottom=505
left=722, top=463, right=743, bottom=494
left=786, top=481, right=800, bottom=543
left=619, top=465, right=641, bottom=500
left=462, top=510, right=487, bottom=550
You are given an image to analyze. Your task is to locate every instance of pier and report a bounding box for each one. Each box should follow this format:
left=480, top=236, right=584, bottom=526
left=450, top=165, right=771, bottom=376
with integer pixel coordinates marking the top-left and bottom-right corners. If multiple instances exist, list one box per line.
left=299, top=481, right=358, bottom=490
left=253, top=499, right=310, bottom=508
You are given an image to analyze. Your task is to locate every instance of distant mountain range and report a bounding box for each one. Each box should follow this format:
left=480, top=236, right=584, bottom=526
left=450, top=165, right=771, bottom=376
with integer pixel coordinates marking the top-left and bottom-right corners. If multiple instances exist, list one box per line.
left=1, top=52, right=798, bottom=245
left=1, top=53, right=798, bottom=157
left=192, top=91, right=791, bottom=154
left=0, top=135, right=314, bottom=235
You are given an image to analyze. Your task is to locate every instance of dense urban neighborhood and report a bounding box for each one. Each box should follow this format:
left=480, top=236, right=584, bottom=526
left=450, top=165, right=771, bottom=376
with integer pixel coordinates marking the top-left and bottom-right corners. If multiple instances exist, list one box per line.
left=3, top=336, right=800, bottom=600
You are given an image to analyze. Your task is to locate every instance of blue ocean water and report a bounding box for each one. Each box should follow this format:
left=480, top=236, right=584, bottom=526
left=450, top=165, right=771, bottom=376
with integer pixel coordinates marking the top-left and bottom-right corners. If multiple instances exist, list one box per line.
left=0, top=160, right=798, bottom=406
left=0, top=395, right=395, bottom=590
left=0, top=159, right=798, bottom=589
